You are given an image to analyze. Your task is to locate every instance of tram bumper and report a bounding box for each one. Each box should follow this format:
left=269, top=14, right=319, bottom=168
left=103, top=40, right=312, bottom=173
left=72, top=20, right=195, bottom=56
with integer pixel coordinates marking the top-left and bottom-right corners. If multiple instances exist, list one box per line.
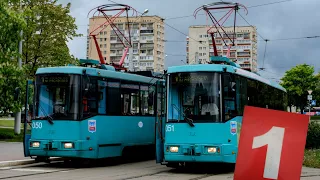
left=29, top=139, right=97, bottom=158
left=164, top=143, right=237, bottom=163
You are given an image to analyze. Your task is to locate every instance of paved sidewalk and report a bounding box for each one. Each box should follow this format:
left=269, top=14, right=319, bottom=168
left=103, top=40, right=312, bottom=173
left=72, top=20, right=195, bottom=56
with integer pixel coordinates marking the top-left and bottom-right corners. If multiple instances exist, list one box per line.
left=0, top=142, right=29, bottom=161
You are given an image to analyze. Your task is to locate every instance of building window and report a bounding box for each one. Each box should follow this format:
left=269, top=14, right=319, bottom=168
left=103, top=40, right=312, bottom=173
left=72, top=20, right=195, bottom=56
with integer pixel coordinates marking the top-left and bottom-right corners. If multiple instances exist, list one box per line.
left=199, top=47, right=202, bottom=50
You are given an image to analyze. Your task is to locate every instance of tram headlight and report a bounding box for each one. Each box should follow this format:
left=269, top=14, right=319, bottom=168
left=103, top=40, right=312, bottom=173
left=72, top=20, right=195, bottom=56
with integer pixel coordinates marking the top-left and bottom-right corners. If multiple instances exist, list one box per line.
left=64, top=142, right=73, bottom=149
left=207, top=147, right=217, bottom=153
left=31, top=142, right=40, bottom=148
left=169, top=146, right=179, bottom=153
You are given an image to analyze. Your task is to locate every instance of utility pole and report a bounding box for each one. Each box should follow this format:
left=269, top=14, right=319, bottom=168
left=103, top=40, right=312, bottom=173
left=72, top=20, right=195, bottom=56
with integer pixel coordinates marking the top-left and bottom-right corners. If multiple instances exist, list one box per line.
left=14, top=0, right=23, bottom=134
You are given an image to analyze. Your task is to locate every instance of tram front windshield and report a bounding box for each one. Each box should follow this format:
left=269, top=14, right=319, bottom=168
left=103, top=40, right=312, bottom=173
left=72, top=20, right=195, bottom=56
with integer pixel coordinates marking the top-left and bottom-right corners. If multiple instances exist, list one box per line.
left=169, top=72, right=221, bottom=122
left=35, top=74, right=80, bottom=120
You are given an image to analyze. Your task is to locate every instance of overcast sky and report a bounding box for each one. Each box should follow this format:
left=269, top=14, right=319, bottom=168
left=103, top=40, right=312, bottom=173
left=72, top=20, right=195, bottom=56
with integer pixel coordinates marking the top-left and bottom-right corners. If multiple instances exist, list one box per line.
left=58, top=0, right=320, bottom=81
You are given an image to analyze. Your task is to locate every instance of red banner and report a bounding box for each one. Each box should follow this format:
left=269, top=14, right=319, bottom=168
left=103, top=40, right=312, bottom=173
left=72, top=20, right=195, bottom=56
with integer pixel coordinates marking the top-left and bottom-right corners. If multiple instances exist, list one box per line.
left=234, top=106, right=309, bottom=180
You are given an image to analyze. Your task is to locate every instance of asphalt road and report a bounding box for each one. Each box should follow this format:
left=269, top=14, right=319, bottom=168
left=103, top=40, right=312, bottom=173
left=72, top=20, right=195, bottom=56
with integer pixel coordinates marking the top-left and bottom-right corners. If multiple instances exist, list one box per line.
left=0, top=159, right=320, bottom=180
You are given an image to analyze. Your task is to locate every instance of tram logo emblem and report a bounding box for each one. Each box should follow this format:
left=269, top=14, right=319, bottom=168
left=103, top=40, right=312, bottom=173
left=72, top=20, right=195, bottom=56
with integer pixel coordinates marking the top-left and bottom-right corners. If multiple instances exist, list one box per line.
left=88, top=120, right=96, bottom=133
left=230, top=121, right=237, bottom=135
left=138, top=121, right=143, bottom=128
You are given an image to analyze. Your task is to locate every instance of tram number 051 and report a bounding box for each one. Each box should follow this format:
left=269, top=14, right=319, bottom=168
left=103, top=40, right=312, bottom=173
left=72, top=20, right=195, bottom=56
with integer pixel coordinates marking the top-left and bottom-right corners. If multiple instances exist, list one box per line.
left=166, top=125, right=174, bottom=132
left=32, top=122, right=42, bottom=129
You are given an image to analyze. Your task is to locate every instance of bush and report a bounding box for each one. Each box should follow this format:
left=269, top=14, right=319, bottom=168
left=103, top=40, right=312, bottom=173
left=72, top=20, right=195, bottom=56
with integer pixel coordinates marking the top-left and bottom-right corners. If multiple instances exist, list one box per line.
left=306, top=121, right=320, bottom=149
left=0, top=129, right=14, bottom=139
left=0, top=128, right=23, bottom=141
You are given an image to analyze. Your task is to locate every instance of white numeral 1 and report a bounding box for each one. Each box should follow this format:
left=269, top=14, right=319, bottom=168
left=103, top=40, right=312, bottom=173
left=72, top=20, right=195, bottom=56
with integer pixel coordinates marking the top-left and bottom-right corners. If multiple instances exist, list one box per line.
left=252, top=126, right=285, bottom=179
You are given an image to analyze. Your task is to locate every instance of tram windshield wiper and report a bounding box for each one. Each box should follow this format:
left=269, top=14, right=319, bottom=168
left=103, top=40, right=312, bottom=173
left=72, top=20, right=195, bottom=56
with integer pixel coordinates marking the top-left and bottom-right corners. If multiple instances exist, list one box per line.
left=38, top=104, right=54, bottom=125
left=43, top=115, right=54, bottom=124
left=184, top=116, right=195, bottom=127
left=183, top=107, right=195, bottom=127
left=172, top=104, right=195, bottom=127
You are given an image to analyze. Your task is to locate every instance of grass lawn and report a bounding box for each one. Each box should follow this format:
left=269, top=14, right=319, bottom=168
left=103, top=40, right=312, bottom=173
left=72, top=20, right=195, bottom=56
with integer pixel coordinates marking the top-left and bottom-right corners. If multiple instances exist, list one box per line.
left=304, top=149, right=320, bottom=168
left=0, top=120, right=15, bottom=127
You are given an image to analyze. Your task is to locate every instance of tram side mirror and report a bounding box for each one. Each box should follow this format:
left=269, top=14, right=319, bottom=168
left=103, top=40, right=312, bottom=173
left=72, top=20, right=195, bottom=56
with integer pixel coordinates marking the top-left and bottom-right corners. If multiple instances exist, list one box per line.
left=14, top=87, right=20, bottom=101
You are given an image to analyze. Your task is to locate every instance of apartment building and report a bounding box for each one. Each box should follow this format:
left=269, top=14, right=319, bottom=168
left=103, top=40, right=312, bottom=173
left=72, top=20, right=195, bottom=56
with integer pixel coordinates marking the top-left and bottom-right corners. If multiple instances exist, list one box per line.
left=187, top=26, right=258, bottom=72
left=86, top=16, right=165, bottom=72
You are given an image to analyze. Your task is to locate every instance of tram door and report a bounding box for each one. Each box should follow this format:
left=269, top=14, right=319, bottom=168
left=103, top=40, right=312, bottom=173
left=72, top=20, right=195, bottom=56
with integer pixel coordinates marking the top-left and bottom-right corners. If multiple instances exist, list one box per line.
left=14, top=80, right=34, bottom=157
left=156, top=80, right=166, bottom=163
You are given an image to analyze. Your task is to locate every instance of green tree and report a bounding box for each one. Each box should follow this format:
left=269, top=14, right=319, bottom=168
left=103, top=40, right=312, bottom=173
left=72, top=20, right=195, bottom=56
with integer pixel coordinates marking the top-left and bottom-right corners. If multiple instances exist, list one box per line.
left=280, top=64, right=318, bottom=113
left=0, top=2, right=26, bottom=114
left=10, top=0, right=81, bottom=79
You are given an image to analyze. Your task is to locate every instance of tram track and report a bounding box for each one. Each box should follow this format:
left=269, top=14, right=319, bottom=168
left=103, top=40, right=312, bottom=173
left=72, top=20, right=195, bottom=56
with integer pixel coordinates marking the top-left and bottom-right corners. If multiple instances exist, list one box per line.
left=0, top=161, right=79, bottom=180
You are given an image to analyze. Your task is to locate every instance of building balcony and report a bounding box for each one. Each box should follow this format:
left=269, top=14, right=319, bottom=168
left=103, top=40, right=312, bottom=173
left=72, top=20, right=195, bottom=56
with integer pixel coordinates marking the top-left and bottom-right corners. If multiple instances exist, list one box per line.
left=140, top=56, right=154, bottom=61
left=140, top=30, right=154, bottom=34
left=110, top=46, right=124, bottom=50
left=140, top=46, right=154, bottom=49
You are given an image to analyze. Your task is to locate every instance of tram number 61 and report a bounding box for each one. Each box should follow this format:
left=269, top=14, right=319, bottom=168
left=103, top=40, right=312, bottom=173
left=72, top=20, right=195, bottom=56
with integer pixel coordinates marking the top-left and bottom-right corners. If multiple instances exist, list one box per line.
left=166, top=125, right=174, bottom=132
left=252, top=126, right=285, bottom=179
left=32, top=122, right=42, bottom=129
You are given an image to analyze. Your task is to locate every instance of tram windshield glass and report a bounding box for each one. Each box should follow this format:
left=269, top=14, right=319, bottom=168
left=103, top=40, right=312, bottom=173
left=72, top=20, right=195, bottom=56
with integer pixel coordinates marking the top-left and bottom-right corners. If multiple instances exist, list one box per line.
left=35, top=74, right=80, bottom=120
left=169, top=72, right=221, bottom=122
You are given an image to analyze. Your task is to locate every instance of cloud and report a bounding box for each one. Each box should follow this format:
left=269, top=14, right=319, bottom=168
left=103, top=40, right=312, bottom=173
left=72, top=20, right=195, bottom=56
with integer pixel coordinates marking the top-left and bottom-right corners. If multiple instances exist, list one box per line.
left=58, top=0, right=320, bottom=77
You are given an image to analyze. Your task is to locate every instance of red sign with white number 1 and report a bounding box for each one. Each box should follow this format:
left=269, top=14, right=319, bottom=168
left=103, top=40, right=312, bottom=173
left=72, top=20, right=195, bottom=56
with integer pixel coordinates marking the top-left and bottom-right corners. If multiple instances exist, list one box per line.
left=234, top=106, right=309, bottom=180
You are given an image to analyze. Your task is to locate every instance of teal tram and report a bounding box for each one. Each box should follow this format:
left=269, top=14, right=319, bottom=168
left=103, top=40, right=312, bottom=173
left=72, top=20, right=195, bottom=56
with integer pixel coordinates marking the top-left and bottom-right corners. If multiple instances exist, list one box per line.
left=20, top=59, right=165, bottom=162
left=155, top=57, right=288, bottom=168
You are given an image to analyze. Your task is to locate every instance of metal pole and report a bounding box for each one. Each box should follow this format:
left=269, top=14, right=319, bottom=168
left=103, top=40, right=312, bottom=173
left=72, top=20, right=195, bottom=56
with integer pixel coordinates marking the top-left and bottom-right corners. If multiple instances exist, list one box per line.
left=14, top=0, right=23, bottom=134
left=309, top=100, right=311, bottom=116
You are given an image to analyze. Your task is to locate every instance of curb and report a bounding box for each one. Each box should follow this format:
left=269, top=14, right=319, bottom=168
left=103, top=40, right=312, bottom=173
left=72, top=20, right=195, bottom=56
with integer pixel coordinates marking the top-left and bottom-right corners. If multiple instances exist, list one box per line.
left=0, top=157, right=63, bottom=168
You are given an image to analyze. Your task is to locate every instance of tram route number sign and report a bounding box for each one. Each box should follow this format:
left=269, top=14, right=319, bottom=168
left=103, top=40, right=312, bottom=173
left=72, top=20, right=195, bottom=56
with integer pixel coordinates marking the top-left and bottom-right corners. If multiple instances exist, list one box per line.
left=234, top=106, right=309, bottom=180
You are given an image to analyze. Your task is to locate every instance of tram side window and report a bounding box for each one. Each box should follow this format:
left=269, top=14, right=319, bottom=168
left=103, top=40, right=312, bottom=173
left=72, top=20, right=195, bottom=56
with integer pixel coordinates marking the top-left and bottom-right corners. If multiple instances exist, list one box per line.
left=140, top=84, right=155, bottom=116
left=121, top=82, right=140, bottom=115
left=235, top=76, right=247, bottom=115
left=82, top=76, right=98, bottom=118
left=107, top=80, right=121, bottom=115
left=141, top=85, right=149, bottom=115
left=247, top=79, right=257, bottom=107
left=148, top=86, right=155, bottom=115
